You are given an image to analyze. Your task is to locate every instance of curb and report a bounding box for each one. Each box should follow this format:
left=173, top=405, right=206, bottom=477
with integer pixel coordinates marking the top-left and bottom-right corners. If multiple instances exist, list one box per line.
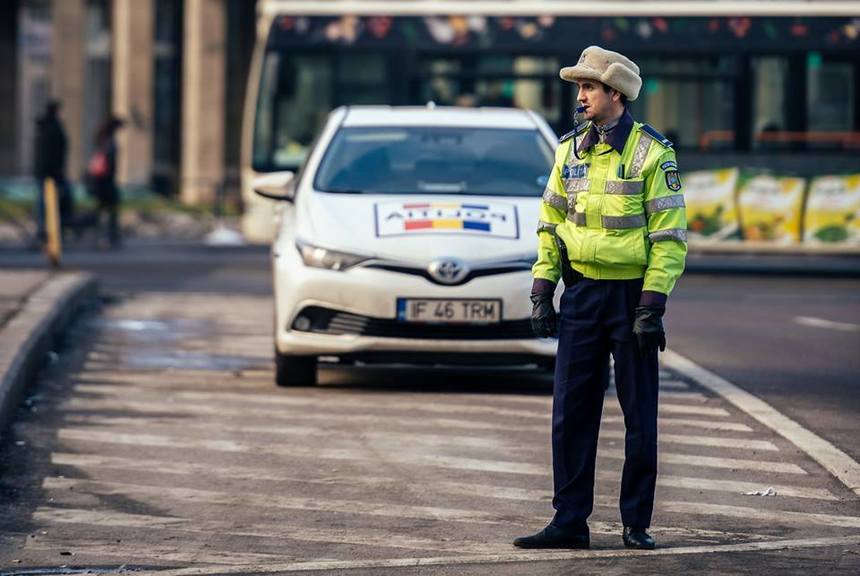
left=0, top=272, right=98, bottom=435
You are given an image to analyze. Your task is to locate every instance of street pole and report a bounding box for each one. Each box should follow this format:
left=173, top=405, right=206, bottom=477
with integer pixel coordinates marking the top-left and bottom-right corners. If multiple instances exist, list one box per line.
left=43, top=178, right=62, bottom=268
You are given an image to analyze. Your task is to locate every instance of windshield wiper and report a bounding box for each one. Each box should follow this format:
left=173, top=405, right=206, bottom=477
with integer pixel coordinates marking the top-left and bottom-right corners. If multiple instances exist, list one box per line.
left=320, top=188, right=366, bottom=194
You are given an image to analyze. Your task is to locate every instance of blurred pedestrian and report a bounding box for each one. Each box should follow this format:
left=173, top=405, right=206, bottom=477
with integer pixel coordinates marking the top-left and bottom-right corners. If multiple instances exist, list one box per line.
left=87, top=116, right=124, bottom=249
left=517, top=46, right=687, bottom=551
left=33, top=99, right=74, bottom=244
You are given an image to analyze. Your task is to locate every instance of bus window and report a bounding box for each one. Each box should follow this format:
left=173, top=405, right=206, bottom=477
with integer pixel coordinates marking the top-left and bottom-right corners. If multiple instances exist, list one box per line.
left=334, top=54, right=390, bottom=105
left=752, top=57, right=790, bottom=150
left=253, top=52, right=333, bottom=172
left=808, top=57, right=856, bottom=149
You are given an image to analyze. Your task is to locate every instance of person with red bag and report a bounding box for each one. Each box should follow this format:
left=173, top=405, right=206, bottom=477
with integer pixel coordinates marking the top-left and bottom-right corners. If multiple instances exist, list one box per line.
left=87, top=116, right=124, bottom=249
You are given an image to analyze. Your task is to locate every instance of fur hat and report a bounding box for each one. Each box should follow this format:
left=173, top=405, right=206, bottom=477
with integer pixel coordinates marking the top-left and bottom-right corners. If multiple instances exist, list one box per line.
left=560, top=46, right=642, bottom=101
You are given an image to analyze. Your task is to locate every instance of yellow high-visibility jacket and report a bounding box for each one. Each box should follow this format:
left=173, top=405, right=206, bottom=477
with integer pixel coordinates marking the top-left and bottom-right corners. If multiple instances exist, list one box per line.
left=533, top=118, right=687, bottom=297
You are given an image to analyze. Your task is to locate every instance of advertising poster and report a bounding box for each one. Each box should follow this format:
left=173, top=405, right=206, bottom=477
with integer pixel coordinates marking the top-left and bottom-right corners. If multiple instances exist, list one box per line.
left=736, top=172, right=806, bottom=243
left=803, top=174, right=860, bottom=245
left=684, top=168, right=741, bottom=242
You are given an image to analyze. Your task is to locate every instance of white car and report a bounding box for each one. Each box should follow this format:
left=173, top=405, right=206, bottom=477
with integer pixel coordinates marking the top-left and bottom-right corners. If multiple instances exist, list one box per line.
left=256, top=105, right=559, bottom=386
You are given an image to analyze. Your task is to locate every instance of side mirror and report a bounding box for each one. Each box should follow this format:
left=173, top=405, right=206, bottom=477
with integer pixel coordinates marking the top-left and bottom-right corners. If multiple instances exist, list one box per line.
left=253, top=171, right=296, bottom=202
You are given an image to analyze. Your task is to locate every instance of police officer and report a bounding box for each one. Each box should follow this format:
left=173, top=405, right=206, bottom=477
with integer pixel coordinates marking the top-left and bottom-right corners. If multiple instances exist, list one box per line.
left=514, top=46, right=687, bottom=550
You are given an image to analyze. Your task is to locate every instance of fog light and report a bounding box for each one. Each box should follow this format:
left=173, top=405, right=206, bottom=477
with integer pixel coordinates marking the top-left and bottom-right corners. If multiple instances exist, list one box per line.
left=293, top=315, right=312, bottom=331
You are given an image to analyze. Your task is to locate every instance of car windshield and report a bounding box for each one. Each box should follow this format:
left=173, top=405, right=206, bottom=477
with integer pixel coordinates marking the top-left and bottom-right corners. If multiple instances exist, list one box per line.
left=313, top=126, right=554, bottom=197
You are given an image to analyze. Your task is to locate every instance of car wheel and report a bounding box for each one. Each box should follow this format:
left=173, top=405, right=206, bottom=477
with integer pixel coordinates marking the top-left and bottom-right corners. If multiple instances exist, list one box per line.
left=275, top=350, right=317, bottom=387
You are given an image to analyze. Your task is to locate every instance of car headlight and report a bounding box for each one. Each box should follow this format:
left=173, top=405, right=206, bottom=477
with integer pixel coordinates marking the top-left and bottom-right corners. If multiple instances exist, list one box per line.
left=295, top=239, right=369, bottom=271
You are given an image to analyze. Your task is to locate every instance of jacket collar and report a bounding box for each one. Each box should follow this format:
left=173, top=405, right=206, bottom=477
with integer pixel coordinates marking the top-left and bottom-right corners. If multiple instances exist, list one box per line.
left=579, top=108, right=634, bottom=154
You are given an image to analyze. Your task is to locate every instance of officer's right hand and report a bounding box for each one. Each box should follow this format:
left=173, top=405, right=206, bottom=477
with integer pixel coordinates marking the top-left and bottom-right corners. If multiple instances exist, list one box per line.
left=530, top=293, right=558, bottom=338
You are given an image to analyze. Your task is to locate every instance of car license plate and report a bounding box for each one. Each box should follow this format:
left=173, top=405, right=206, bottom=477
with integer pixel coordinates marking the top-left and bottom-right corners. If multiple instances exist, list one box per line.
left=397, top=299, right=502, bottom=324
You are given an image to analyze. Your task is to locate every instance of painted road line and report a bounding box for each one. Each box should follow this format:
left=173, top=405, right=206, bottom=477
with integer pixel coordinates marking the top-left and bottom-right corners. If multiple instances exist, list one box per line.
left=29, top=506, right=759, bottom=560
left=60, top=414, right=770, bottom=452
left=31, top=507, right=498, bottom=555
left=660, top=379, right=691, bottom=390
left=56, top=428, right=548, bottom=475
left=62, top=397, right=753, bottom=435
left=72, top=383, right=731, bottom=420
left=127, top=535, right=860, bottom=575
left=603, top=415, right=753, bottom=432
left=48, top=477, right=809, bottom=547
left=24, top=539, right=287, bottom=566
left=662, top=501, right=860, bottom=529
left=52, top=452, right=838, bottom=502
left=607, top=388, right=709, bottom=402
left=663, top=349, right=860, bottom=498
left=600, top=448, right=806, bottom=475
left=599, top=429, right=778, bottom=451
left=42, top=477, right=511, bottom=526
left=794, top=315, right=860, bottom=332
left=71, top=384, right=551, bottom=420
left=57, top=427, right=803, bottom=476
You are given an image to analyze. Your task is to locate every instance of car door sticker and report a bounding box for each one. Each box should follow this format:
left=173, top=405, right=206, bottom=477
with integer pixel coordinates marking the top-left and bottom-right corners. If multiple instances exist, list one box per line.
left=374, top=201, right=519, bottom=239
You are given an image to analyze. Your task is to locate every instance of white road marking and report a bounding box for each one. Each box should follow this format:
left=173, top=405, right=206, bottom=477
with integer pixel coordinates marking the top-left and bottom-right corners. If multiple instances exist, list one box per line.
left=24, top=539, right=287, bottom=566
left=608, top=415, right=752, bottom=432
left=51, top=452, right=838, bottom=502
left=56, top=427, right=548, bottom=475
left=42, top=477, right=510, bottom=526
left=660, top=379, right=691, bottom=390
left=50, top=477, right=854, bottom=553
left=31, top=507, right=499, bottom=554
left=122, top=535, right=860, bottom=575
left=30, top=506, right=762, bottom=561
left=599, top=448, right=806, bottom=474
left=56, top=427, right=802, bottom=475
left=72, top=383, right=731, bottom=419
left=62, top=397, right=754, bottom=434
left=61, top=414, right=773, bottom=452
left=662, top=501, right=860, bottom=529
left=599, top=429, right=778, bottom=451
left=794, top=315, right=860, bottom=332
left=664, top=349, right=860, bottom=498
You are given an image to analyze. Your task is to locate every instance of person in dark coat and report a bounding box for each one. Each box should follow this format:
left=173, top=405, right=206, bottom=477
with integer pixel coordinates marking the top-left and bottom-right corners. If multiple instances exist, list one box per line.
left=33, top=100, right=73, bottom=243
left=87, top=116, right=124, bottom=248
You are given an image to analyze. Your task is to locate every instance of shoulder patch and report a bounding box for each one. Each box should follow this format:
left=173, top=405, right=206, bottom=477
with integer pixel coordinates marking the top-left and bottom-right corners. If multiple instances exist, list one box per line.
left=639, top=124, right=673, bottom=148
left=559, top=122, right=590, bottom=143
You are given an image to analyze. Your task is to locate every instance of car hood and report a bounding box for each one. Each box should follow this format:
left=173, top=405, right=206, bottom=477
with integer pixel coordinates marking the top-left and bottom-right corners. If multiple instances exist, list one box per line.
left=297, top=192, right=541, bottom=262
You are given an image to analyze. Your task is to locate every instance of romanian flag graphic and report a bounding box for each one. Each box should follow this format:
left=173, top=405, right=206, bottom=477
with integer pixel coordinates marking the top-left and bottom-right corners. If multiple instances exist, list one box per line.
left=375, top=200, right=519, bottom=239
left=401, top=202, right=492, bottom=232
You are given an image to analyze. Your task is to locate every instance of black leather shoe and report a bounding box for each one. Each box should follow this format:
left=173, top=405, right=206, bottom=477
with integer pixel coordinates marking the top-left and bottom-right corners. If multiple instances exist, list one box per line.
left=622, top=526, right=656, bottom=549
left=513, top=524, right=590, bottom=549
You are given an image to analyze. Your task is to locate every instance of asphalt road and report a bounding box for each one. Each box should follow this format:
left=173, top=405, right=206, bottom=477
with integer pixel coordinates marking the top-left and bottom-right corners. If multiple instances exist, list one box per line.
left=667, top=274, right=860, bottom=463
left=1, top=243, right=856, bottom=463
left=0, top=243, right=858, bottom=575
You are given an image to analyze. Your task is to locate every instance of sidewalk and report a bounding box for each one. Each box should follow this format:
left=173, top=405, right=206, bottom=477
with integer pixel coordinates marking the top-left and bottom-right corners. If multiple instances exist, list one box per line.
left=0, top=269, right=97, bottom=434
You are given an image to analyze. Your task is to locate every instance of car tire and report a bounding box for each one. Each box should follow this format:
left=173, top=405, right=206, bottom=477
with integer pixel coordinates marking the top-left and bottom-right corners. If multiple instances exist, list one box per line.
left=275, top=350, right=317, bottom=387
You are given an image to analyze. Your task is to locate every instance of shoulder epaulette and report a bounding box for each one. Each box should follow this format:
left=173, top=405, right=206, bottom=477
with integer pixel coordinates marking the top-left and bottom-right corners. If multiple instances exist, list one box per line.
left=559, top=122, right=589, bottom=143
left=639, top=124, right=673, bottom=148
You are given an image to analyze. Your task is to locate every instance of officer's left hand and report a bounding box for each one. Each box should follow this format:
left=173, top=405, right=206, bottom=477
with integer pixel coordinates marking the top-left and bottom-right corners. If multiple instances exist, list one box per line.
left=633, top=305, right=666, bottom=353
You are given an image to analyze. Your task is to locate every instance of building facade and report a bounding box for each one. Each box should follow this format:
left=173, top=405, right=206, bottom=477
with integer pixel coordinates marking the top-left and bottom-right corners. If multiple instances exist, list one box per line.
left=0, top=0, right=255, bottom=206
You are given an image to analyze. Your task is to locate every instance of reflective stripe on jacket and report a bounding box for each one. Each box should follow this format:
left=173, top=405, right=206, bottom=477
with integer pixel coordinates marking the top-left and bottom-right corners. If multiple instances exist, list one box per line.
left=532, top=121, right=687, bottom=296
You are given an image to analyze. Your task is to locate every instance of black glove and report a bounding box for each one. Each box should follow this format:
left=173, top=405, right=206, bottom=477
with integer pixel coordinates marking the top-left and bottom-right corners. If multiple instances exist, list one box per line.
left=633, top=305, right=666, bottom=353
left=530, top=293, right=558, bottom=338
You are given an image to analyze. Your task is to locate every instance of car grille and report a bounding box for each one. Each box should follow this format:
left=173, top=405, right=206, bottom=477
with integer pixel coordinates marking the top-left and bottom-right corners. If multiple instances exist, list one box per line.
left=292, top=306, right=535, bottom=340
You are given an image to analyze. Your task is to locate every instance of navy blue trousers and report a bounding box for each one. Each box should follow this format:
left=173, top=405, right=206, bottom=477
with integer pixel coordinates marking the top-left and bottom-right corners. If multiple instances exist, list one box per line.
left=551, top=277, right=659, bottom=531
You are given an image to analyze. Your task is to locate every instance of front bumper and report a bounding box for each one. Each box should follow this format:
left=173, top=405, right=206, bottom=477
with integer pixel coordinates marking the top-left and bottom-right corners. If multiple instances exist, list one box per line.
left=273, top=248, right=556, bottom=358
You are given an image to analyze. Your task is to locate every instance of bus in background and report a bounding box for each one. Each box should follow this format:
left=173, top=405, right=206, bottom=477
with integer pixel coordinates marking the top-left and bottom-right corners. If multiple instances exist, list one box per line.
left=242, top=0, right=860, bottom=242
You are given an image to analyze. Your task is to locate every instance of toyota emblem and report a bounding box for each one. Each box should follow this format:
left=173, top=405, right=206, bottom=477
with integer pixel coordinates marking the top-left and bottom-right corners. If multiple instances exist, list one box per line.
left=428, top=258, right=470, bottom=285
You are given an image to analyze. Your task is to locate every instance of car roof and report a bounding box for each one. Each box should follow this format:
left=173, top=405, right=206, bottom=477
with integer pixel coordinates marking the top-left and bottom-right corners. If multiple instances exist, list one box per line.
left=340, top=106, right=541, bottom=129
